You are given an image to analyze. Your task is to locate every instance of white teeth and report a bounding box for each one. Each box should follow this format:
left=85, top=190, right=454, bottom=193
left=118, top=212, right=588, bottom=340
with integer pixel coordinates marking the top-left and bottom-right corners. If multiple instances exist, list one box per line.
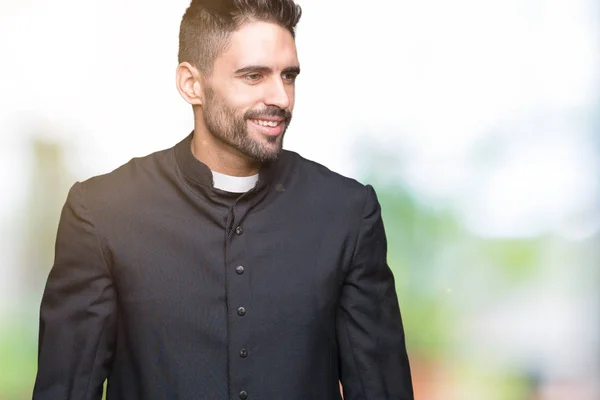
left=254, top=120, right=280, bottom=127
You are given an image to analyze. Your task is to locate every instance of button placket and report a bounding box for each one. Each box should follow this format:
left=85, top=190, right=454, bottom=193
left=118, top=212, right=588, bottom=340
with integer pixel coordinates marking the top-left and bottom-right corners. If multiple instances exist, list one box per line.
left=226, top=197, right=254, bottom=400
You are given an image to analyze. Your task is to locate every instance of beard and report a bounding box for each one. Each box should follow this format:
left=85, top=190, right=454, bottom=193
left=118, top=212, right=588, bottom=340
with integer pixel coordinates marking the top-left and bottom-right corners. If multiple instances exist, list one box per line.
left=202, top=87, right=292, bottom=163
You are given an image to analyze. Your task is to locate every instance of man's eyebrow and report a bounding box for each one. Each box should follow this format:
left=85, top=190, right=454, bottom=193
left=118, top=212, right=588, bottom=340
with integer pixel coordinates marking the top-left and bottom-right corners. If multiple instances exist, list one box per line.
left=234, top=65, right=272, bottom=75
left=283, top=66, right=301, bottom=75
left=234, top=65, right=301, bottom=75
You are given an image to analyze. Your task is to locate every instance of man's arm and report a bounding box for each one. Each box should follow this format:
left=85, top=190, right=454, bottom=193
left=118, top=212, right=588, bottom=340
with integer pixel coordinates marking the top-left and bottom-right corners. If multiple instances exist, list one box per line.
left=337, top=185, right=414, bottom=400
left=33, top=182, right=117, bottom=400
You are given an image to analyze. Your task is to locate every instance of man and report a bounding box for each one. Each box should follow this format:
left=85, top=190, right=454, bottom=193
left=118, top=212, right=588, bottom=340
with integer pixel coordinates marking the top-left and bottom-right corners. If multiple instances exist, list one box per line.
left=33, top=0, right=414, bottom=399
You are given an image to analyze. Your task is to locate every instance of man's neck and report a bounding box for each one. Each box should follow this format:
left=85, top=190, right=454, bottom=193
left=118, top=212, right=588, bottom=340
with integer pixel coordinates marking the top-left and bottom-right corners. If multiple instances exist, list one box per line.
left=190, top=129, right=261, bottom=177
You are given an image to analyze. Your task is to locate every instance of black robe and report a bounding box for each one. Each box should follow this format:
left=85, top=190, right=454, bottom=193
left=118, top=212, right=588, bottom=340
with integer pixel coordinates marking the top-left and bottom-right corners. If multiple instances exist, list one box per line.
left=33, top=133, right=413, bottom=400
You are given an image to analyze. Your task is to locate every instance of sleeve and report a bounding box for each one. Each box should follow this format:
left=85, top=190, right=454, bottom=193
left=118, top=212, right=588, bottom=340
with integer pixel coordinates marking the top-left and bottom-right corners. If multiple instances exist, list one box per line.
left=337, top=185, right=414, bottom=400
left=33, top=182, right=117, bottom=400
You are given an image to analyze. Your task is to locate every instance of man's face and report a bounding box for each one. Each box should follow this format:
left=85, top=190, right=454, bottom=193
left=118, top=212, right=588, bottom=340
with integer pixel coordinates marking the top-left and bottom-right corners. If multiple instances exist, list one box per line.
left=201, top=21, right=300, bottom=162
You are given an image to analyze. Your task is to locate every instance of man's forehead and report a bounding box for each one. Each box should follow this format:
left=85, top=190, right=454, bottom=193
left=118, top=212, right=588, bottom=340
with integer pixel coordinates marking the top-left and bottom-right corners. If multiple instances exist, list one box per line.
left=218, top=21, right=299, bottom=70
left=230, top=20, right=295, bottom=44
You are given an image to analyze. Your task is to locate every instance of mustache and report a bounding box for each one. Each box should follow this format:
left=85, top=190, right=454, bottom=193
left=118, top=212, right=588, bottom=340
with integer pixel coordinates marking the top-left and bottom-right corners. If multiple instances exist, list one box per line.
left=245, top=107, right=292, bottom=122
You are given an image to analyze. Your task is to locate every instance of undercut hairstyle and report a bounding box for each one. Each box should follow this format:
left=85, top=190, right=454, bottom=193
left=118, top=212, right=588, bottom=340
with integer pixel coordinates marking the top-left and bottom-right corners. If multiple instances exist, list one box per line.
left=178, top=0, right=302, bottom=73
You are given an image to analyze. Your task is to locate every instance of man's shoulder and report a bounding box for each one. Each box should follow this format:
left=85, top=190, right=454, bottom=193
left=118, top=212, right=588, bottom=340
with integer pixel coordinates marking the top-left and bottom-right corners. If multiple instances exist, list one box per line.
left=77, top=145, right=175, bottom=206
left=282, top=150, right=370, bottom=210
left=284, top=150, right=366, bottom=191
left=282, top=151, right=378, bottom=229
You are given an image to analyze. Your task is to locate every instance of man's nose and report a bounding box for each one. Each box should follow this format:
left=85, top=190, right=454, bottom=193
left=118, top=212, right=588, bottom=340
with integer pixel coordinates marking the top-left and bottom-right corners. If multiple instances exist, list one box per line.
left=264, top=78, right=291, bottom=110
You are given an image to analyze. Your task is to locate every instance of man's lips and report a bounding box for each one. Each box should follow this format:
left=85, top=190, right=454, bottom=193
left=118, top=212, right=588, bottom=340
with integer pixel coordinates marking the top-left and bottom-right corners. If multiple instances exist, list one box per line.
left=249, top=118, right=285, bottom=136
left=249, top=116, right=284, bottom=122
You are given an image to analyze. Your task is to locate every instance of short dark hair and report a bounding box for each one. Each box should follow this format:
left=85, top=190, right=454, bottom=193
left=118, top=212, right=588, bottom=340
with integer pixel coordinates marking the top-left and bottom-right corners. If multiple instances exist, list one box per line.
left=178, top=0, right=302, bottom=73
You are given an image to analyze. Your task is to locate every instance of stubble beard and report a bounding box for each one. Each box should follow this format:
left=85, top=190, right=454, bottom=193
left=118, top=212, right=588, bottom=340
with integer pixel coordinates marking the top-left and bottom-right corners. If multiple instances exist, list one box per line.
left=202, top=87, right=292, bottom=163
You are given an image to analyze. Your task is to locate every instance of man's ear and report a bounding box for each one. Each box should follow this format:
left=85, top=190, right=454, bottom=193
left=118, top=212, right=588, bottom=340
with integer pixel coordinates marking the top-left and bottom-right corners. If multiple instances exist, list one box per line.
left=176, top=62, right=204, bottom=106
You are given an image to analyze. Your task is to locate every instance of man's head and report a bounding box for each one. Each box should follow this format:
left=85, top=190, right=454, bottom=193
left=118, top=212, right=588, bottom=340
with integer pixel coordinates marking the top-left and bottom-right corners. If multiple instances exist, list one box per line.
left=176, top=0, right=302, bottom=163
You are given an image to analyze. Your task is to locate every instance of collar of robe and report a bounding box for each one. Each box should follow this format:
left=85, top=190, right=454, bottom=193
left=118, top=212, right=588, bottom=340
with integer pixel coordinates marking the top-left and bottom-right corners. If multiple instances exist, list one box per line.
left=174, top=131, right=287, bottom=203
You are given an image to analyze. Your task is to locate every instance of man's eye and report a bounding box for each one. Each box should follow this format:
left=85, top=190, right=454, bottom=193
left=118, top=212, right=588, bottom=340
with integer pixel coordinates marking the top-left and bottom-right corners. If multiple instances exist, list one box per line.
left=282, top=73, right=297, bottom=83
left=245, top=73, right=262, bottom=81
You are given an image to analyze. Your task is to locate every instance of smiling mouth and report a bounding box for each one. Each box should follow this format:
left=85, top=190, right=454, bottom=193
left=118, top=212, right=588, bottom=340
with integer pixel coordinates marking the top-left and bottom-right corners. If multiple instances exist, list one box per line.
left=249, top=119, right=283, bottom=127
left=248, top=118, right=285, bottom=136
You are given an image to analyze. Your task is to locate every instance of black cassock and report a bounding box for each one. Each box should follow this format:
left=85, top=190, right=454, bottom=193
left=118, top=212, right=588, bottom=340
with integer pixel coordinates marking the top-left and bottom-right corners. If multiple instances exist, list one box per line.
left=33, top=133, right=413, bottom=400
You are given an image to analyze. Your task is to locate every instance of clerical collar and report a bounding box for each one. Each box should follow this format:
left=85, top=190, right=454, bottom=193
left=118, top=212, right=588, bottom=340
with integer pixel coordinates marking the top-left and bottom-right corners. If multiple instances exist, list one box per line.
left=211, top=170, right=259, bottom=193
left=174, top=131, right=284, bottom=192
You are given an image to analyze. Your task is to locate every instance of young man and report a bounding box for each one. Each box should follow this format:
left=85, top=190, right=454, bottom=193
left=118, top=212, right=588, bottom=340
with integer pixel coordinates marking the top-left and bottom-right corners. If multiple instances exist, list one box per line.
left=33, top=1, right=414, bottom=399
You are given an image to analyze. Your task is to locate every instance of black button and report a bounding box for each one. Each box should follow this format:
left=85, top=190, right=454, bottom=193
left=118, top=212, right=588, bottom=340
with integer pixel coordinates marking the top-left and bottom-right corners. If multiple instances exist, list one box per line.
left=239, top=391, right=248, bottom=400
left=235, top=226, right=243, bottom=235
left=240, top=349, right=248, bottom=358
left=236, top=266, right=245, bottom=275
left=237, top=307, right=246, bottom=316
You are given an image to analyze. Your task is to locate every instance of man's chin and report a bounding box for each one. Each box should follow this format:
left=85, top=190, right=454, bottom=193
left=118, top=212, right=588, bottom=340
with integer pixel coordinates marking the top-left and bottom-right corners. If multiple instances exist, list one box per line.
left=253, top=145, right=283, bottom=163
left=249, top=132, right=284, bottom=160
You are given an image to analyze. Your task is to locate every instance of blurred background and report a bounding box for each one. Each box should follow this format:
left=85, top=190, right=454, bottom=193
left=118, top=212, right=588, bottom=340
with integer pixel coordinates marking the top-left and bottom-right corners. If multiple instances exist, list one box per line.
left=1, top=0, right=598, bottom=399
